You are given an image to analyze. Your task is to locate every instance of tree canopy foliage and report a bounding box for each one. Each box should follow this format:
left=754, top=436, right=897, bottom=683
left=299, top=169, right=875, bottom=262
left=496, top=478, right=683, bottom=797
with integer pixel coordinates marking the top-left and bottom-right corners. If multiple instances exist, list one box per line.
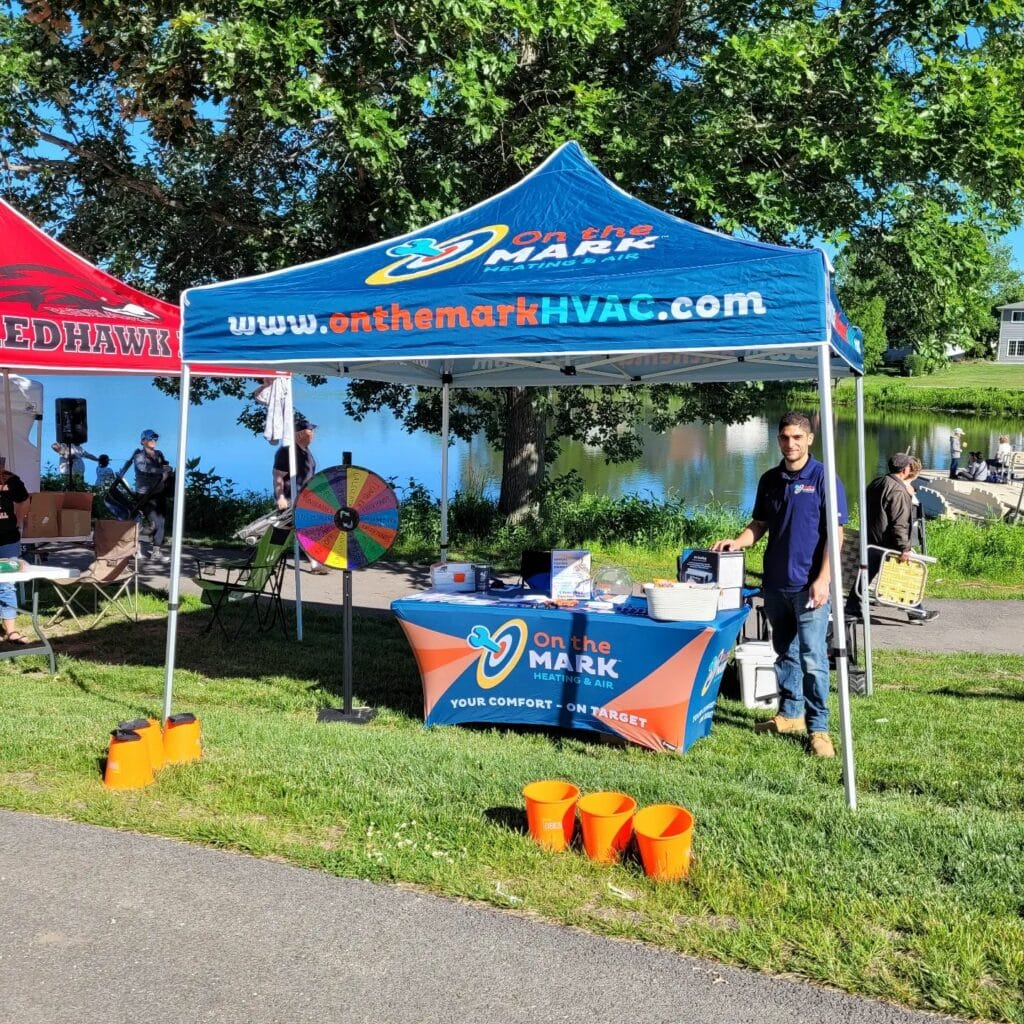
left=3, top=0, right=1024, bottom=509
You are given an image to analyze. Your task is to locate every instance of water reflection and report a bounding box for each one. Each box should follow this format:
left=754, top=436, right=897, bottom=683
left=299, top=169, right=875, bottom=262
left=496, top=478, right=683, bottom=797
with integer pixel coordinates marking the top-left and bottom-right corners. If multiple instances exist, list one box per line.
left=456, top=404, right=1024, bottom=511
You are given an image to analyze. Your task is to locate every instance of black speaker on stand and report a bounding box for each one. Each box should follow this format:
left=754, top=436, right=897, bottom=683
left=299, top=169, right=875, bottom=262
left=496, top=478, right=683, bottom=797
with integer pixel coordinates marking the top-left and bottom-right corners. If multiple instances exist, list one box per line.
left=55, top=398, right=88, bottom=489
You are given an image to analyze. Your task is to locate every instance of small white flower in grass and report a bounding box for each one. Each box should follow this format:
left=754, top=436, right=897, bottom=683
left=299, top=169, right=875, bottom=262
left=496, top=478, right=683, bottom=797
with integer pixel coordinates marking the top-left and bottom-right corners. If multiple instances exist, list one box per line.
left=495, top=883, right=520, bottom=904
left=607, top=883, right=638, bottom=901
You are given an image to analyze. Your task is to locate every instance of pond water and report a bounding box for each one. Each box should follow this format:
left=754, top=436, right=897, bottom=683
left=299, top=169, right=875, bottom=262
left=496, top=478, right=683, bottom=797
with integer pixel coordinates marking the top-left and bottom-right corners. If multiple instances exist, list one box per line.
left=33, top=375, right=1024, bottom=511
left=454, top=403, right=1024, bottom=511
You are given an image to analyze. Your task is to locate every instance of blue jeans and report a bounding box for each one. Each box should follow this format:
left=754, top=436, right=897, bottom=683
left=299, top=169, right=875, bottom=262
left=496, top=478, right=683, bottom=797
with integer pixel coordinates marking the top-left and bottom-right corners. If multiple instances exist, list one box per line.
left=762, top=588, right=831, bottom=732
left=0, top=540, right=19, bottom=623
left=949, top=458, right=960, bottom=479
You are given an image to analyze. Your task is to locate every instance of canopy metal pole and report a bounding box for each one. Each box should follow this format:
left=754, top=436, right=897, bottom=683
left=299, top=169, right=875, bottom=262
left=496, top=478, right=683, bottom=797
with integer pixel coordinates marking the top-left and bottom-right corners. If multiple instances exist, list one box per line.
left=439, top=377, right=450, bottom=564
left=855, top=376, right=873, bottom=696
left=2, top=371, right=15, bottom=476
left=285, top=385, right=303, bottom=641
left=162, top=364, right=192, bottom=723
left=817, top=346, right=857, bottom=810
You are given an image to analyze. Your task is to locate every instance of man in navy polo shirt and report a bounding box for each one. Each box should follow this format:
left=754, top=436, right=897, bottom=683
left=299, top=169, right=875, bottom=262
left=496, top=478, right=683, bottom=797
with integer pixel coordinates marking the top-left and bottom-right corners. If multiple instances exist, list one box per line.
left=713, top=411, right=847, bottom=758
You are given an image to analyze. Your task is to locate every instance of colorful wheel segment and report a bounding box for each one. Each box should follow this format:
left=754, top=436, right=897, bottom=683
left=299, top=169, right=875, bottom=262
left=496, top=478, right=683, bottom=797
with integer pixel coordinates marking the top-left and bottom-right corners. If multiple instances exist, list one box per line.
left=293, top=465, right=399, bottom=570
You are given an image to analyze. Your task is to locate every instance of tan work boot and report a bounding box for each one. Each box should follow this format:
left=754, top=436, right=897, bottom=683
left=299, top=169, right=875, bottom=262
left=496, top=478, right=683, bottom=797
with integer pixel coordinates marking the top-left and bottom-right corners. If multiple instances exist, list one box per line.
left=753, top=714, right=806, bottom=735
left=809, top=731, right=836, bottom=758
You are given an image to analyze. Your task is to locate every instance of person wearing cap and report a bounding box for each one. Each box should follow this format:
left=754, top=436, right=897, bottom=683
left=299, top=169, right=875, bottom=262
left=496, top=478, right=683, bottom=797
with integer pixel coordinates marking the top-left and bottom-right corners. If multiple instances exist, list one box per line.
left=273, top=416, right=327, bottom=574
left=949, top=428, right=965, bottom=479
left=133, top=428, right=173, bottom=561
left=848, top=453, right=937, bottom=624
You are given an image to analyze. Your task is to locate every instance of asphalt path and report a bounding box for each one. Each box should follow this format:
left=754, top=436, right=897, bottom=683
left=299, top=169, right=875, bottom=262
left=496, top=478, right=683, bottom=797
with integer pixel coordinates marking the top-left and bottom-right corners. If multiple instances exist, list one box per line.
left=0, top=810, right=965, bottom=1024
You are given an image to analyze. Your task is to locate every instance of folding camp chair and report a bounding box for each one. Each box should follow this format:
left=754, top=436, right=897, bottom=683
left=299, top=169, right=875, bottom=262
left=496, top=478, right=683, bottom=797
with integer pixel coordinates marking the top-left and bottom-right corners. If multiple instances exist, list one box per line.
left=856, top=545, right=936, bottom=611
left=194, top=525, right=293, bottom=639
left=48, top=520, right=140, bottom=629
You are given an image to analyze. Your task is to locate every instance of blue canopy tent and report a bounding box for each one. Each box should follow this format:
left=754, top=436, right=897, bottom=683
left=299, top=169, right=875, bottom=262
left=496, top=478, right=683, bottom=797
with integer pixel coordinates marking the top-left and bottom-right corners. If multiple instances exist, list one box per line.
left=165, top=142, right=870, bottom=807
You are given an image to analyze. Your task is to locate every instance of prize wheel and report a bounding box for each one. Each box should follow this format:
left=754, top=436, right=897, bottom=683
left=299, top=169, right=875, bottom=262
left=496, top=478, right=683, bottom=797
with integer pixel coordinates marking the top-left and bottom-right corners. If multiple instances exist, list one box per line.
left=293, top=465, right=399, bottom=570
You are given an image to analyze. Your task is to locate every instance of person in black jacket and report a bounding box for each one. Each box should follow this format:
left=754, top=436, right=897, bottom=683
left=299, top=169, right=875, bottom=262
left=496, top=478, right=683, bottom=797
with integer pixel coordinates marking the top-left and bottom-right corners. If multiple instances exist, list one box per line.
left=133, top=428, right=173, bottom=562
left=849, top=453, right=937, bottom=623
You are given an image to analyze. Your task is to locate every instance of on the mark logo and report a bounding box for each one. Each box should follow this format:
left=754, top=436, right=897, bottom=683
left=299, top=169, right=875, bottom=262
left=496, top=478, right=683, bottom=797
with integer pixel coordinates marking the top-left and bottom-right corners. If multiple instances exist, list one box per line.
left=700, top=649, right=730, bottom=697
left=365, top=226, right=509, bottom=285
left=466, top=619, right=528, bottom=689
left=365, top=220, right=662, bottom=285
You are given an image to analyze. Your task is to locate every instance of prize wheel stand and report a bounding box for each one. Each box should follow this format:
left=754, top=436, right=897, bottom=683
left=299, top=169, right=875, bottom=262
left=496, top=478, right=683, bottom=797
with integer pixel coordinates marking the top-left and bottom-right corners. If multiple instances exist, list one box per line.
left=294, top=453, right=399, bottom=725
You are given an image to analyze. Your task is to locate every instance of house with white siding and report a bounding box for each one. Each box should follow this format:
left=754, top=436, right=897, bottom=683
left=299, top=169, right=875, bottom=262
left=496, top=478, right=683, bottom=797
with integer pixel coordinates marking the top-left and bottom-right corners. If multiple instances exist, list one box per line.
left=996, top=301, right=1024, bottom=362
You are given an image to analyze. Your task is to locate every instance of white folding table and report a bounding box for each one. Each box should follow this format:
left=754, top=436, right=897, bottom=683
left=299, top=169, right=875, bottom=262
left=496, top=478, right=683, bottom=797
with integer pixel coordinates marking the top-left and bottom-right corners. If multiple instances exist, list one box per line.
left=0, top=564, right=81, bottom=673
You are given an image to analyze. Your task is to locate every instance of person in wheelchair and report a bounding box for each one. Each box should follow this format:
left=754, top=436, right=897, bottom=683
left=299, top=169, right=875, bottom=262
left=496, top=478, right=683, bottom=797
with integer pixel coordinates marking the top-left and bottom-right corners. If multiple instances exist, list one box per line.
left=847, top=453, right=937, bottom=623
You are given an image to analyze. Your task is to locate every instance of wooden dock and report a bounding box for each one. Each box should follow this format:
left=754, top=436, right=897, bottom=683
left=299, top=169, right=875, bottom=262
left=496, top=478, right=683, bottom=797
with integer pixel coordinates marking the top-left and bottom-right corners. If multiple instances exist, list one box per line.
left=915, top=471, right=1024, bottom=520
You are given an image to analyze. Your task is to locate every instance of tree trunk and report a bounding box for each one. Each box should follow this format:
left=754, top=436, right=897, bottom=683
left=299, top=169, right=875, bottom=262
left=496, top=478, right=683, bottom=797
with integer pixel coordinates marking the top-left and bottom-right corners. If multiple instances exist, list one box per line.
left=498, top=387, right=545, bottom=521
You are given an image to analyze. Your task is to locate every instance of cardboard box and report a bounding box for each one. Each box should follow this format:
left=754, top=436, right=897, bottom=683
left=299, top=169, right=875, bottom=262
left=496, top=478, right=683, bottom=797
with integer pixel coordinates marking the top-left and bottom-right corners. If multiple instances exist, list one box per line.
left=717, top=587, right=743, bottom=610
left=59, top=492, right=93, bottom=513
left=678, top=548, right=745, bottom=589
left=551, top=549, right=592, bottom=600
left=24, top=492, right=59, bottom=539
left=58, top=509, right=92, bottom=537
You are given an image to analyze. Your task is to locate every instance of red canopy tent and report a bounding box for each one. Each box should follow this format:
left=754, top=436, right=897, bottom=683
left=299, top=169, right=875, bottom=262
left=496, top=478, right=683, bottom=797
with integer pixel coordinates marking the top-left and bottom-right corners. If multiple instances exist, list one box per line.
left=0, top=197, right=304, bottom=637
left=0, top=197, right=269, bottom=378
left=0, top=196, right=283, bottom=482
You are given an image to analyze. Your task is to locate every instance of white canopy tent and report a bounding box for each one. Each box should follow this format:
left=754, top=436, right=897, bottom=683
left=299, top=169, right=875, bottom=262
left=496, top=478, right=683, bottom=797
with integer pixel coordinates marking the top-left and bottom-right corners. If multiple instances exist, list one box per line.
left=0, top=373, right=44, bottom=491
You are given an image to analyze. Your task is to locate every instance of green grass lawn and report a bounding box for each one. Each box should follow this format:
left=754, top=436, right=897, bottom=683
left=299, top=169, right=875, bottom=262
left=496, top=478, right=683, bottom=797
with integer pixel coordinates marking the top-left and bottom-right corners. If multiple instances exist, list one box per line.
left=1, top=600, right=1022, bottom=1023
left=888, top=361, right=1024, bottom=390
left=830, top=360, right=1024, bottom=393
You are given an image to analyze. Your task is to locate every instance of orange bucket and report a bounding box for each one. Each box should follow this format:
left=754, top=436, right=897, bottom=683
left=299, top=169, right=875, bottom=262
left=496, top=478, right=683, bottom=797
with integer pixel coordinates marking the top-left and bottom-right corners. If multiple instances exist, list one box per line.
left=578, top=790, right=637, bottom=863
left=145, top=717, right=165, bottom=770
left=633, top=803, right=695, bottom=881
left=119, top=717, right=164, bottom=771
left=522, top=779, right=579, bottom=851
left=103, top=728, right=154, bottom=790
left=163, top=712, right=202, bottom=765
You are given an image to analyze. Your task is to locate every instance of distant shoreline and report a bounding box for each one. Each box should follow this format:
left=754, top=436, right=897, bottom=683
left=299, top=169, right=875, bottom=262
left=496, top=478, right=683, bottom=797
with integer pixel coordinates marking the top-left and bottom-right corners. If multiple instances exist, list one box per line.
left=775, top=361, right=1024, bottom=417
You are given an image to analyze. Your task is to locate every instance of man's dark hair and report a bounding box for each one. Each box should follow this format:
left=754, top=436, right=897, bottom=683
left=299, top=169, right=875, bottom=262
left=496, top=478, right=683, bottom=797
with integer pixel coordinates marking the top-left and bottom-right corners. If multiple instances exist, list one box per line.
left=778, top=411, right=813, bottom=434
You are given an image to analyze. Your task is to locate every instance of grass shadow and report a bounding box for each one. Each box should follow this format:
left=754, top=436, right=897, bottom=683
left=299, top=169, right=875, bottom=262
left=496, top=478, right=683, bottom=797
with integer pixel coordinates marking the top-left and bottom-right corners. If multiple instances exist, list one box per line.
left=482, top=806, right=528, bottom=836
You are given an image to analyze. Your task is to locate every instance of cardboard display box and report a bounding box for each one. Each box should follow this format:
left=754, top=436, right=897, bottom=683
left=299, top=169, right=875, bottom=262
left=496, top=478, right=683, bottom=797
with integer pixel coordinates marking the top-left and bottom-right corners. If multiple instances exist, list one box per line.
left=23, top=492, right=94, bottom=539
left=678, top=548, right=745, bottom=589
left=59, top=492, right=93, bottom=513
left=551, top=549, right=592, bottom=600
left=24, top=492, right=59, bottom=538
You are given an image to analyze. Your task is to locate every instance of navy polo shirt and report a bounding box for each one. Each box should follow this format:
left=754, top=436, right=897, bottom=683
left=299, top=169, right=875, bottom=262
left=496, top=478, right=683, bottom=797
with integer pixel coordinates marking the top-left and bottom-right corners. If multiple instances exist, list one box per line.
left=752, top=455, right=848, bottom=591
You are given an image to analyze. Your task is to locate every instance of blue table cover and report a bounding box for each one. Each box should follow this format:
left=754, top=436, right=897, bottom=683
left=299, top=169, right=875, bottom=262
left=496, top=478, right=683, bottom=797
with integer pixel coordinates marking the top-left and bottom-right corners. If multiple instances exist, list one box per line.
left=392, top=593, right=750, bottom=752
